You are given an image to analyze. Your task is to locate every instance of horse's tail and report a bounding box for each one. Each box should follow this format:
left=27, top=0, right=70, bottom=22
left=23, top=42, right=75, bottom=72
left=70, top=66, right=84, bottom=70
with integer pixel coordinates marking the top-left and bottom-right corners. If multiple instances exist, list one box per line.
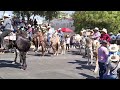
left=56, top=42, right=59, bottom=51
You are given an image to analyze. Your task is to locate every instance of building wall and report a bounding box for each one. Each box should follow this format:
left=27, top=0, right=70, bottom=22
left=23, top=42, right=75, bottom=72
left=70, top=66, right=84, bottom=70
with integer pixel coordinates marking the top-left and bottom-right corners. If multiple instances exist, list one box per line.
left=50, top=18, right=75, bottom=31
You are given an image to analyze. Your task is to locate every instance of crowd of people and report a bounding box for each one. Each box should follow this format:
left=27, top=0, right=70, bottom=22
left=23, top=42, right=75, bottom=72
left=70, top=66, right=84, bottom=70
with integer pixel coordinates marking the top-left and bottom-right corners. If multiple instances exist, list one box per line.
left=0, top=13, right=73, bottom=52
left=80, top=27, right=120, bottom=79
left=0, top=13, right=120, bottom=79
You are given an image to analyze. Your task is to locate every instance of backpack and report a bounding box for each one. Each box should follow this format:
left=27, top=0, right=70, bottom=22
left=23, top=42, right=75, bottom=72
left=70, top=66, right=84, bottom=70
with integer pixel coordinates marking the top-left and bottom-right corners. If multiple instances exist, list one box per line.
left=116, top=35, right=120, bottom=40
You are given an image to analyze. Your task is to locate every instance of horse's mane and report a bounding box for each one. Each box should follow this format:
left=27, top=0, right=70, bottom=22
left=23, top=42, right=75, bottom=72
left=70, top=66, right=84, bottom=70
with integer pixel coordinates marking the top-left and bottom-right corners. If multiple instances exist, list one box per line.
left=16, top=30, right=27, bottom=38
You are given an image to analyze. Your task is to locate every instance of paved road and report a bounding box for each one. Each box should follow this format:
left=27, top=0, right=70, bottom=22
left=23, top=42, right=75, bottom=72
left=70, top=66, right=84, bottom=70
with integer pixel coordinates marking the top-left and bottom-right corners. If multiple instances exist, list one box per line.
left=0, top=48, right=98, bottom=79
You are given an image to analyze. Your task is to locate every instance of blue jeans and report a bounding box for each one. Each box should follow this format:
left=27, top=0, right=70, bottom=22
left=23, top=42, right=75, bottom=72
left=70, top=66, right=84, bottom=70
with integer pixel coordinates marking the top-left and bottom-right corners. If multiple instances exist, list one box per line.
left=47, top=37, right=51, bottom=46
left=103, top=74, right=117, bottom=79
left=98, top=62, right=106, bottom=79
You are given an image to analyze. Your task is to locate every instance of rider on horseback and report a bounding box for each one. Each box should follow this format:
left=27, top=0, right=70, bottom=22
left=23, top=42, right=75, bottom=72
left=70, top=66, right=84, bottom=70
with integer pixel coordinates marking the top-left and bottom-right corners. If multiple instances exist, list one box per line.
left=0, top=13, right=14, bottom=50
left=47, top=25, right=55, bottom=46
left=57, top=28, right=64, bottom=44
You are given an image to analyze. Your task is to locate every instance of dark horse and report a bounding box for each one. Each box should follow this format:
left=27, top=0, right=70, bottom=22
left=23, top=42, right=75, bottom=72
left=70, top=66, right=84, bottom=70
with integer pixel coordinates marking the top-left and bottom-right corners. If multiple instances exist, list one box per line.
left=8, top=30, right=31, bottom=70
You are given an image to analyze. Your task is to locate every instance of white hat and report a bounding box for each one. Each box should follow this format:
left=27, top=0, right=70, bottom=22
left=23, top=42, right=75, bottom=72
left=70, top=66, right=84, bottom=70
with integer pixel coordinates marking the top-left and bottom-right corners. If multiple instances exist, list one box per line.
left=28, top=24, right=31, bottom=27
left=109, top=54, right=119, bottom=62
left=82, top=30, right=86, bottom=32
left=102, top=28, right=107, bottom=33
left=41, top=26, right=47, bottom=29
left=109, top=44, right=119, bottom=52
left=94, top=27, right=99, bottom=31
left=58, top=28, right=61, bottom=30
left=4, top=13, right=11, bottom=18
left=47, top=26, right=51, bottom=28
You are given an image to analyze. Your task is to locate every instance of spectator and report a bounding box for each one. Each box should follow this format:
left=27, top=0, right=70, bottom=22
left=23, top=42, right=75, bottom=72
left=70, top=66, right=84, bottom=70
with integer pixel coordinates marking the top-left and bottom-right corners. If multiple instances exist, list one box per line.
left=100, top=28, right=111, bottom=43
left=98, top=40, right=109, bottom=79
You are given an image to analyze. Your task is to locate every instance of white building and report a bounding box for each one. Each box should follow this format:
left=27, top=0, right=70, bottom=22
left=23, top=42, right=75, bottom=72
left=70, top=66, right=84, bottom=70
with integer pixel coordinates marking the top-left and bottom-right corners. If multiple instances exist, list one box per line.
left=50, top=18, right=75, bottom=30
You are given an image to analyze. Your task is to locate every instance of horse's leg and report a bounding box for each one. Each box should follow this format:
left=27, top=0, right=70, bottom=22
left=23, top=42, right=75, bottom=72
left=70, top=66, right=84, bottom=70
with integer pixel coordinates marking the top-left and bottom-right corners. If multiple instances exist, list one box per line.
left=90, top=48, right=93, bottom=65
left=12, top=47, right=18, bottom=64
left=83, top=45, right=87, bottom=58
left=41, top=42, right=45, bottom=56
left=52, top=45, right=56, bottom=55
left=87, top=47, right=90, bottom=65
left=94, top=54, right=99, bottom=74
left=79, top=43, right=82, bottom=55
left=19, top=52, right=23, bottom=66
left=22, top=52, right=27, bottom=70
left=33, top=38, right=38, bottom=52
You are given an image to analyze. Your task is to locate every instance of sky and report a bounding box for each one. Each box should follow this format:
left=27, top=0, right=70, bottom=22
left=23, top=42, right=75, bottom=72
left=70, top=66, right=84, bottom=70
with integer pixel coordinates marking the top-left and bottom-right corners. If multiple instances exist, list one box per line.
left=0, top=11, right=74, bottom=24
left=0, top=11, right=74, bottom=17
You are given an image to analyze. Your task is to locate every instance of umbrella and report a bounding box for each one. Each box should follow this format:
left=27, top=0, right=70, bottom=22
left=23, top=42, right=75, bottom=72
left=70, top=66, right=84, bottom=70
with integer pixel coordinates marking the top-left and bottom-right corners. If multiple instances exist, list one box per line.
left=61, top=28, right=73, bottom=33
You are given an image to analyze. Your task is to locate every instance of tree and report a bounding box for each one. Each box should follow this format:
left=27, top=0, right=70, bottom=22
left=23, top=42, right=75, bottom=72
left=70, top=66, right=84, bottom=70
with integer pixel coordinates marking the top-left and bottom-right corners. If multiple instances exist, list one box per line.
left=72, top=11, right=120, bottom=34
left=13, top=11, right=59, bottom=22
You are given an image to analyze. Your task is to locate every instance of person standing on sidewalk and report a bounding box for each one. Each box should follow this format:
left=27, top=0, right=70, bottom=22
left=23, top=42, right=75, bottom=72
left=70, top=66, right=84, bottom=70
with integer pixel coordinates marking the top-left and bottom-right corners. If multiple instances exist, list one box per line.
left=98, top=40, right=109, bottom=79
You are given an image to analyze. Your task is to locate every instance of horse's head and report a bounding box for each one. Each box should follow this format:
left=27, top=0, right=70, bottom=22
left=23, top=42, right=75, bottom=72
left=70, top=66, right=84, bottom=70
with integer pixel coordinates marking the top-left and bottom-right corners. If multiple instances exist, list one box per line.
left=16, top=30, right=27, bottom=39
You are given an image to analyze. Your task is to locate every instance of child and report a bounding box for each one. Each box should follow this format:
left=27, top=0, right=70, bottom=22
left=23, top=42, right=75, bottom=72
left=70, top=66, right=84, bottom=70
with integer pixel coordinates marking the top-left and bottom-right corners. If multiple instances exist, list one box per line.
left=65, top=35, right=70, bottom=51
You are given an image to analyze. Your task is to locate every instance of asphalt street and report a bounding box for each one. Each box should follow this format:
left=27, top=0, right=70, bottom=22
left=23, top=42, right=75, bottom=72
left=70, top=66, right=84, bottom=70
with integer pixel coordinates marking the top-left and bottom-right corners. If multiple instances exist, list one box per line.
left=0, top=48, right=98, bottom=79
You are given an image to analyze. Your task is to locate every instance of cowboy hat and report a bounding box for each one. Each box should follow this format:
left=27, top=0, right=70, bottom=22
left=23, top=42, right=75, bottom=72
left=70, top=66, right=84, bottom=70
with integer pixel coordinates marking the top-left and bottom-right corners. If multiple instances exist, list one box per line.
left=108, top=54, right=120, bottom=62
left=94, top=27, right=99, bottom=31
left=101, top=28, right=107, bottom=33
left=109, top=32, right=113, bottom=35
left=47, top=26, right=51, bottom=28
left=109, top=44, right=119, bottom=52
left=28, top=24, right=31, bottom=27
left=81, top=30, right=86, bottom=32
left=4, top=13, right=11, bottom=18
left=89, top=30, right=94, bottom=33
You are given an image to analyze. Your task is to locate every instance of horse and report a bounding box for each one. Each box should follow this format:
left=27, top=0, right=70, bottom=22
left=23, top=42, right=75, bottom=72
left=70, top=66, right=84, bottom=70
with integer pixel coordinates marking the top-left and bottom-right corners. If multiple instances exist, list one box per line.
left=32, top=26, right=46, bottom=56
left=1, top=29, right=31, bottom=70
left=50, top=33, right=60, bottom=56
left=81, top=30, right=100, bottom=73
left=13, top=30, right=31, bottom=70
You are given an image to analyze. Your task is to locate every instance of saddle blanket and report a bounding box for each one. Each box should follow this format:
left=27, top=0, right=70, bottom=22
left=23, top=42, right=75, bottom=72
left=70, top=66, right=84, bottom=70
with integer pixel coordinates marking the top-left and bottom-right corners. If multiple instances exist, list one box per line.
left=4, top=34, right=16, bottom=41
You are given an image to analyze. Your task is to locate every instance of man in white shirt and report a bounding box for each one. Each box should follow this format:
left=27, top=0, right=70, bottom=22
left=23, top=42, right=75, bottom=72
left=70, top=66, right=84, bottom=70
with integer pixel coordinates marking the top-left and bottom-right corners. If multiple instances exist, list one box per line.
left=0, top=13, right=13, bottom=49
left=47, top=25, right=55, bottom=46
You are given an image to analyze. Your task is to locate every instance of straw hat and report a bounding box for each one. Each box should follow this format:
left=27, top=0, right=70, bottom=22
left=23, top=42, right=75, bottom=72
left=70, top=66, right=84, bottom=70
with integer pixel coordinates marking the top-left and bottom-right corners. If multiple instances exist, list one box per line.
left=102, top=28, right=107, bottom=33
left=28, top=24, right=31, bottom=27
left=108, top=54, right=120, bottom=62
left=47, top=26, right=51, bottom=28
left=94, top=27, right=99, bottom=31
left=109, top=44, right=119, bottom=52
left=81, top=30, right=86, bottom=33
left=4, top=13, right=11, bottom=18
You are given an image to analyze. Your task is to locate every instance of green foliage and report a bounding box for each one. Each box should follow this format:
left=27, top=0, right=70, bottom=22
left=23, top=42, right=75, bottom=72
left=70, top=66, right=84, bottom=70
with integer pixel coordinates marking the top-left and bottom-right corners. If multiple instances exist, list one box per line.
left=72, top=11, right=120, bottom=34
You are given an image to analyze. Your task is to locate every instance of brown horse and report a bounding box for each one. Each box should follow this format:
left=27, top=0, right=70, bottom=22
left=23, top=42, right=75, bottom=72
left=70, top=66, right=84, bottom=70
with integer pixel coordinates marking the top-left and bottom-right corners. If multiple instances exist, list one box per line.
left=32, top=28, right=46, bottom=56
left=50, top=33, right=60, bottom=56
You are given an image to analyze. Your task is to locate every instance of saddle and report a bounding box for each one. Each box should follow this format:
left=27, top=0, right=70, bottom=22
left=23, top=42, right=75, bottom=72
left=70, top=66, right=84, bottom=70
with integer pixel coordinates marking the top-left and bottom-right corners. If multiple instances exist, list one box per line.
left=4, top=32, right=16, bottom=41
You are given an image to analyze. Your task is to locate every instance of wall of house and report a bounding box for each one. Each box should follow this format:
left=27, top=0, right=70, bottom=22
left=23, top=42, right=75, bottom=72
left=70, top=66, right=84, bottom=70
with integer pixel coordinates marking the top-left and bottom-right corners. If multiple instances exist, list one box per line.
left=50, top=18, right=75, bottom=30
